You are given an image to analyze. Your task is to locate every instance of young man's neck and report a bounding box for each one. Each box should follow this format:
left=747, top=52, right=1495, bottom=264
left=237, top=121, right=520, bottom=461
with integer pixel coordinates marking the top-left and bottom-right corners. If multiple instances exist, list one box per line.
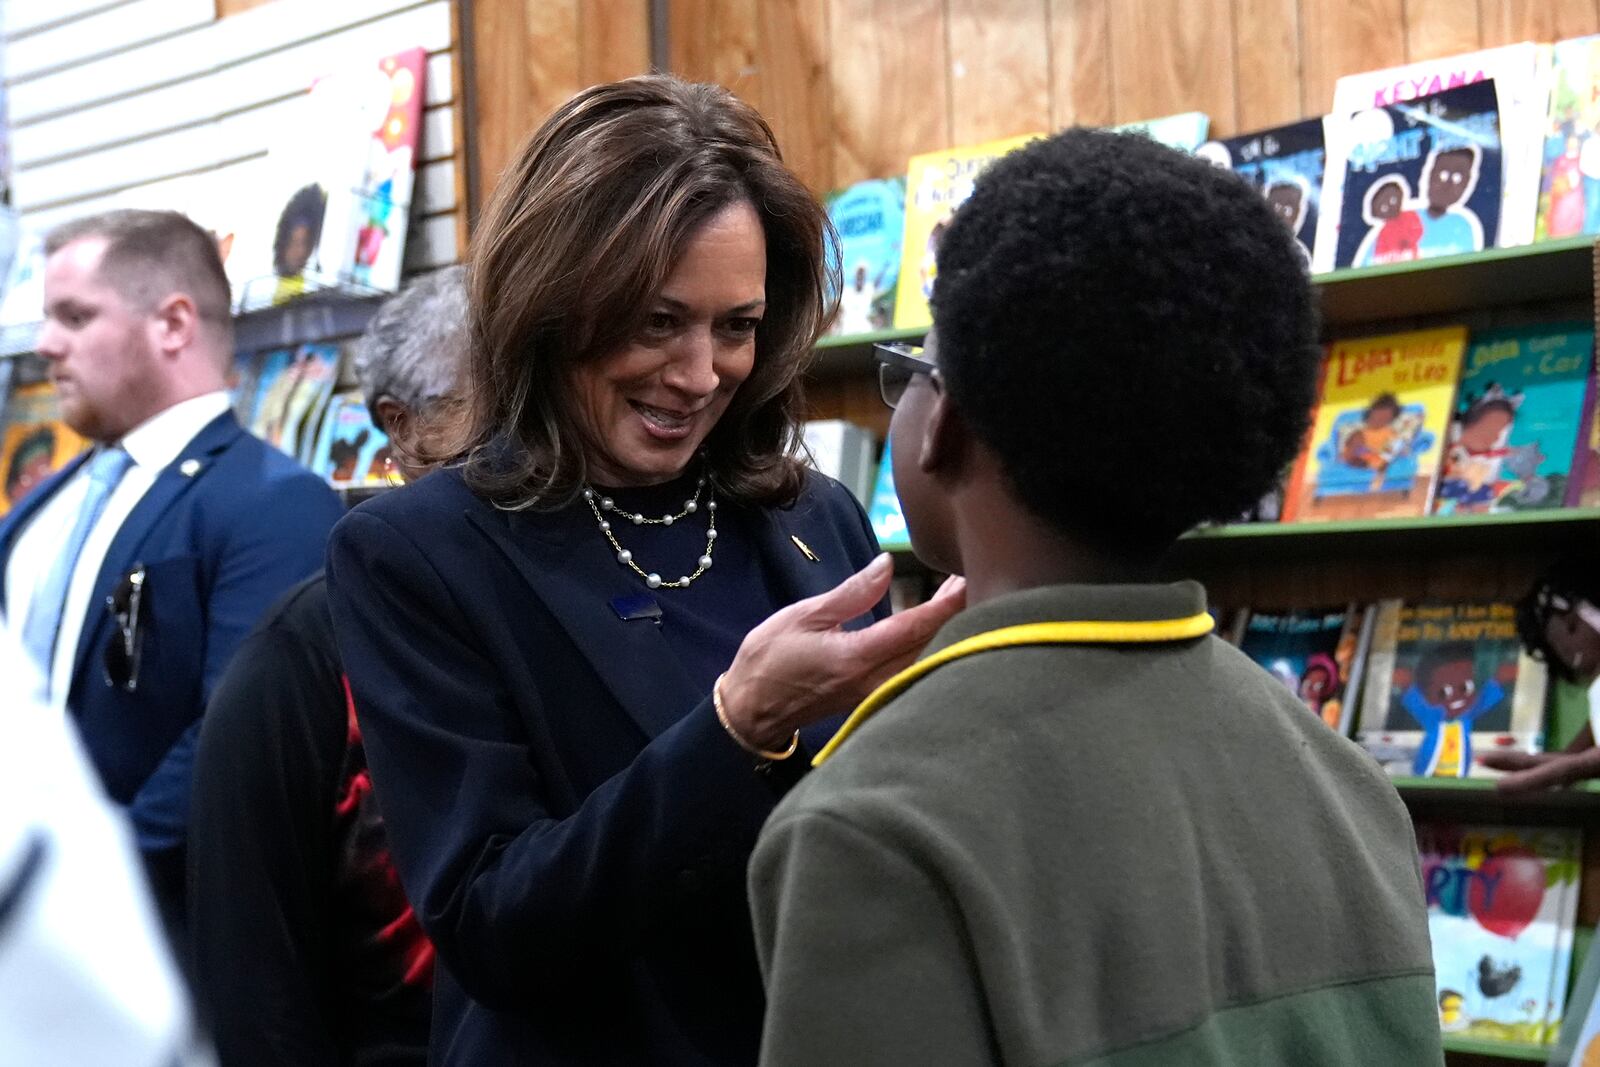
left=950, top=481, right=1161, bottom=606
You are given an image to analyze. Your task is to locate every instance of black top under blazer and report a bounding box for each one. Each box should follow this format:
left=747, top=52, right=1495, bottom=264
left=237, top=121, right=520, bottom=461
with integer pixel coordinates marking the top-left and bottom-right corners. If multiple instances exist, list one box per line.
left=324, top=463, right=886, bottom=1066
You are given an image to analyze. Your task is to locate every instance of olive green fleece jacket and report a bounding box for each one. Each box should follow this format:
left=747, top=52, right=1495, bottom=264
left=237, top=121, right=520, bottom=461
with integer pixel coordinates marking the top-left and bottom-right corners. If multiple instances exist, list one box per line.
left=750, top=581, right=1442, bottom=1066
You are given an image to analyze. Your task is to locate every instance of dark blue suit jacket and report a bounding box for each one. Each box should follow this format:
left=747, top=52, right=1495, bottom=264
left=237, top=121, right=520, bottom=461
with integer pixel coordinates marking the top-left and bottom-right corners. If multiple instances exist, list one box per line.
left=0, top=412, right=343, bottom=872
left=325, top=465, right=886, bottom=1066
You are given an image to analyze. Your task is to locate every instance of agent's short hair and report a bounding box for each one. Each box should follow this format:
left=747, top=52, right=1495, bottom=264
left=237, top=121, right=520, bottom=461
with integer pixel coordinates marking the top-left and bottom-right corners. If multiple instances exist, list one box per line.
left=351, top=265, right=468, bottom=422
left=45, top=209, right=234, bottom=347
left=455, top=74, right=832, bottom=509
left=932, top=128, right=1320, bottom=554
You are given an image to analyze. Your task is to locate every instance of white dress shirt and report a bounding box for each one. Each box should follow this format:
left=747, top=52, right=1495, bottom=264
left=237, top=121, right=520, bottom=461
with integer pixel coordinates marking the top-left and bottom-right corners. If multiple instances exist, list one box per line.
left=4, top=392, right=232, bottom=711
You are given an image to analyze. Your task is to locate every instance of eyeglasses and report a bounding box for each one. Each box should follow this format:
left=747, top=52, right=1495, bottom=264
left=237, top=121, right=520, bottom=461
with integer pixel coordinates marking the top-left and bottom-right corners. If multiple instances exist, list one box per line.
left=103, top=566, right=146, bottom=693
left=872, top=342, right=938, bottom=410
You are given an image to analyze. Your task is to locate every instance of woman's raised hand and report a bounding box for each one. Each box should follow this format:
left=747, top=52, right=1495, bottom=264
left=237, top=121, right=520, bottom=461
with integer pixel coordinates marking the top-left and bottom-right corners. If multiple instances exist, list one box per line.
left=717, top=554, right=966, bottom=750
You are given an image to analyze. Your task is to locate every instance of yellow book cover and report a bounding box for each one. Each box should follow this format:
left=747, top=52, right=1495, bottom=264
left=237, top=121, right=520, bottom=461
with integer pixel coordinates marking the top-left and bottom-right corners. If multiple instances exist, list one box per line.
left=892, top=132, right=1042, bottom=330
left=0, top=382, right=89, bottom=516
left=1284, top=326, right=1467, bottom=522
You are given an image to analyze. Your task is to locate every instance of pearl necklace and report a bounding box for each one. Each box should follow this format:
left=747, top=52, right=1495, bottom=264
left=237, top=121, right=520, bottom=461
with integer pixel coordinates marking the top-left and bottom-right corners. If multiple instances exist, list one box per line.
left=583, top=483, right=718, bottom=590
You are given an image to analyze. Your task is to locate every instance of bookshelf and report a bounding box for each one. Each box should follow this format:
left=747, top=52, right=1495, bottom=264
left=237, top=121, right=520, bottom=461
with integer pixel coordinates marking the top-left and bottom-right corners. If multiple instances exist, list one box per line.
left=811, top=238, right=1600, bottom=1066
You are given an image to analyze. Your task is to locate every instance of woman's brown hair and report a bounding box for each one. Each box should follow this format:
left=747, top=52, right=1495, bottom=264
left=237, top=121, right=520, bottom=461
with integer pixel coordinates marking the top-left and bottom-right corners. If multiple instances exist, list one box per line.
left=452, top=74, right=833, bottom=509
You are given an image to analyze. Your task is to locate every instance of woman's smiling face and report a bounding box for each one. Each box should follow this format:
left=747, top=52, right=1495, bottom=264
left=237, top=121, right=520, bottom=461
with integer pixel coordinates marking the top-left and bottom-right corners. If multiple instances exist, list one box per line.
left=569, top=199, right=767, bottom=488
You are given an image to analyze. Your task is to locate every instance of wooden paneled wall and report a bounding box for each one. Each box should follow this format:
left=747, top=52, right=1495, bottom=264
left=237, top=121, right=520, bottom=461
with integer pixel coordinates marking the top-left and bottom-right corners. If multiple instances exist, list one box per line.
left=467, top=0, right=1600, bottom=202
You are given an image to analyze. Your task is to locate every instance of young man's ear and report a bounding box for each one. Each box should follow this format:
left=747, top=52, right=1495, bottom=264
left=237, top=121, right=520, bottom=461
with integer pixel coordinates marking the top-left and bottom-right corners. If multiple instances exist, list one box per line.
left=917, top=384, right=967, bottom=481
left=151, top=293, right=201, bottom=356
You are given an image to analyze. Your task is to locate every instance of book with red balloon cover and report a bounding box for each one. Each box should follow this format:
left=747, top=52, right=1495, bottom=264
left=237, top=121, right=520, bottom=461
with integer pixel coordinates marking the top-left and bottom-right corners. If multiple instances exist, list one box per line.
left=1416, top=822, right=1581, bottom=1048
left=1355, top=598, right=1548, bottom=779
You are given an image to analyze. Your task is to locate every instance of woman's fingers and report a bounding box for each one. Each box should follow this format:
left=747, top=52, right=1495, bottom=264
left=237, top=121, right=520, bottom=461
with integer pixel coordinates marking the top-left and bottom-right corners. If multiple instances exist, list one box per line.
left=798, top=553, right=895, bottom=629
left=843, top=582, right=966, bottom=667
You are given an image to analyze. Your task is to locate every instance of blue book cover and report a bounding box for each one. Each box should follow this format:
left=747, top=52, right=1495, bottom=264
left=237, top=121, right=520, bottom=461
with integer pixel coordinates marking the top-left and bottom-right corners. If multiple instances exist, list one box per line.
left=824, top=177, right=905, bottom=337
left=1417, top=823, right=1581, bottom=1048
left=1237, top=607, right=1361, bottom=734
left=865, top=439, right=909, bottom=550
left=1198, top=117, right=1328, bottom=268
left=1331, top=79, right=1504, bottom=269
left=1435, top=324, right=1595, bottom=514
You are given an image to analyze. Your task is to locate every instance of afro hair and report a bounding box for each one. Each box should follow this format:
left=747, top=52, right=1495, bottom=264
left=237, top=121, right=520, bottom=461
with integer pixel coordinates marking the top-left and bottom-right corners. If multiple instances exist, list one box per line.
left=931, top=127, right=1321, bottom=554
left=1517, top=555, right=1600, bottom=680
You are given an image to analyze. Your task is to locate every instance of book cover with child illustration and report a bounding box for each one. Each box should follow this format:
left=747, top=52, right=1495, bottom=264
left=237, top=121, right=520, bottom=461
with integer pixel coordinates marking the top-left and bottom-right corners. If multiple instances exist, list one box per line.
left=1283, top=327, right=1466, bottom=522
left=1196, top=117, right=1329, bottom=268
left=824, top=178, right=904, bottom=337
left=1357, top=599, right=1547, bottom=779
left=1321, top=80, right=1506, bottom=271
left=310, top=391, right=393, bottom=489
left=232, top=47, right=426, bottom=309
left=893, top=133, right=1041, bottom=330
left=1433, top=324, right=1594, bottom=515
left=0, top=381, right=86, bottom=517
left=1415, top=822, right=1580, bottom=1048
left=1328, top=42, right=1548, bottom=255
left=1236, top=606, right=1370, bottom=735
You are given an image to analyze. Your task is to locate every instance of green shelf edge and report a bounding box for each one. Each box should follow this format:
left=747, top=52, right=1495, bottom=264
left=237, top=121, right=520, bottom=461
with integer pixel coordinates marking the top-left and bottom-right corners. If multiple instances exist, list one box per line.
left=1317, top=233, right=1596, bottom=288
left=1441, top=1034, right=1552, bottom=1061
left=1393, top=776, right=1600, bottom=796
left=1183, top=507, right=1600, bottom=542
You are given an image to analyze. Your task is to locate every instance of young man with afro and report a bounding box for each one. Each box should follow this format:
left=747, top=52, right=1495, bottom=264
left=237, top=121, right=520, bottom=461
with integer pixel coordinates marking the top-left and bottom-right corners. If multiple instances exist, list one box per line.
left=748, top=128, right=1441, bottom=1066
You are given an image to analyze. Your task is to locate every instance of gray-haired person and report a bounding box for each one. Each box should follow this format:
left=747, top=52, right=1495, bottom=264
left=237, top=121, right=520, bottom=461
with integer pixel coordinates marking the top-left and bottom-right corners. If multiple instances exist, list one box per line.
left=187, top=267, right=468, bottom=1067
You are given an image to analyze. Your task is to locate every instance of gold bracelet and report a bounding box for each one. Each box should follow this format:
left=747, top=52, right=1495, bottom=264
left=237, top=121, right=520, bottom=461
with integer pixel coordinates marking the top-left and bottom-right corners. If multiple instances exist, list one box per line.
left=713, top=672, right=799, bottom=762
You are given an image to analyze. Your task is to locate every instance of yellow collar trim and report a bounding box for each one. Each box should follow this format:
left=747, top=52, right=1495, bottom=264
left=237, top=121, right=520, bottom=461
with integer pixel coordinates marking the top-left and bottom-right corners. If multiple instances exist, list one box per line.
left=812, top=613, right=1215, bottom=767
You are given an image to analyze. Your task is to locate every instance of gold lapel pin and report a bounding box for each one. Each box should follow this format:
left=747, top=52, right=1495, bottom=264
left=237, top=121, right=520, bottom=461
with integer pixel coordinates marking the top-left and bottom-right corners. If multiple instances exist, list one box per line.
left=179, top=459, right=201, bottom=477
left=790, top=535, right=820, bottom=563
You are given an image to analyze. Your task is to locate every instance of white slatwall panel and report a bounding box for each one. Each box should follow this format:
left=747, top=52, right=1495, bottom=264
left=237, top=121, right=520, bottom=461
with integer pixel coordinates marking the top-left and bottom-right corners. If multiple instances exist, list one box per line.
left=3, top=0, right=123, bottom=39
left=3, top=0, right=460, bottom=281
left=6, top=0, right=213, bottom=81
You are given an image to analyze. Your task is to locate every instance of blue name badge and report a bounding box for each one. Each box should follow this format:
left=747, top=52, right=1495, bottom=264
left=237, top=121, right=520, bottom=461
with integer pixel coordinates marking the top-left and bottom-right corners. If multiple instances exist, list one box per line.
left=610, top=593, right=663, bottom=623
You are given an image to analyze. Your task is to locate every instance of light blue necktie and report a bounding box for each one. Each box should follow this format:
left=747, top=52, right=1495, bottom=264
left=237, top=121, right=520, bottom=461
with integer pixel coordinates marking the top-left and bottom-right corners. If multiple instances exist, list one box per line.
left=21, top=446, right=134, bottom=698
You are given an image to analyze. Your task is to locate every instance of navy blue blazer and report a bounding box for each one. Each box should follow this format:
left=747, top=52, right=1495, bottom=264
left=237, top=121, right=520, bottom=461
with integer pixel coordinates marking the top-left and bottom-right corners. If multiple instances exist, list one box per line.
left=0, top=412, right=343, bottom=864
left=325, top=464, right=887, bottom=1066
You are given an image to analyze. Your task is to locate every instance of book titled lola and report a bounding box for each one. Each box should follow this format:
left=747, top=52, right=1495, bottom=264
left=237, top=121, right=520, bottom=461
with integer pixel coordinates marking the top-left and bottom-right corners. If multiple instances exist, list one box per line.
left=1283, top=327, right=1466, bottom=523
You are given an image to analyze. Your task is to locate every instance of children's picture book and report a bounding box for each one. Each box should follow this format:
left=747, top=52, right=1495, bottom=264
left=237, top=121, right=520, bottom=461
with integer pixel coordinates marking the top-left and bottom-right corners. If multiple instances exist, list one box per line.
left=310, top=391, right=392, bottom=488
left=1112, top=112, right=1211, bottom=153
left=824, top=178, right=905, bottom=337
left=865, top=438, right=910, bottom=550
left=1282, top=327, right=1466, bottom=522
left=1320, top=80, right=1506, bottom=272
left=1328, top=43, right=1550, bottom=253
left=1196, top=117, right=1329, bottom=268
left=893, top=132, right=1042, bottom=330
left=1434, top=324, right=1594, bottom=515
left=1568, top=369, right=1600, bottom=507
left=1236, top=605, right=1371, bottom=735
left=232, top=47, right=427, bottom=310
left=1357, top=599, right=1548, bottom=779
left=242, top=348, right=299, bottom=446
left=1537, top=35, right=1600, bottom=240
left=1416, top=822, right=1580, bottom=1047
left=0, top=381, right=87, bottom=515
